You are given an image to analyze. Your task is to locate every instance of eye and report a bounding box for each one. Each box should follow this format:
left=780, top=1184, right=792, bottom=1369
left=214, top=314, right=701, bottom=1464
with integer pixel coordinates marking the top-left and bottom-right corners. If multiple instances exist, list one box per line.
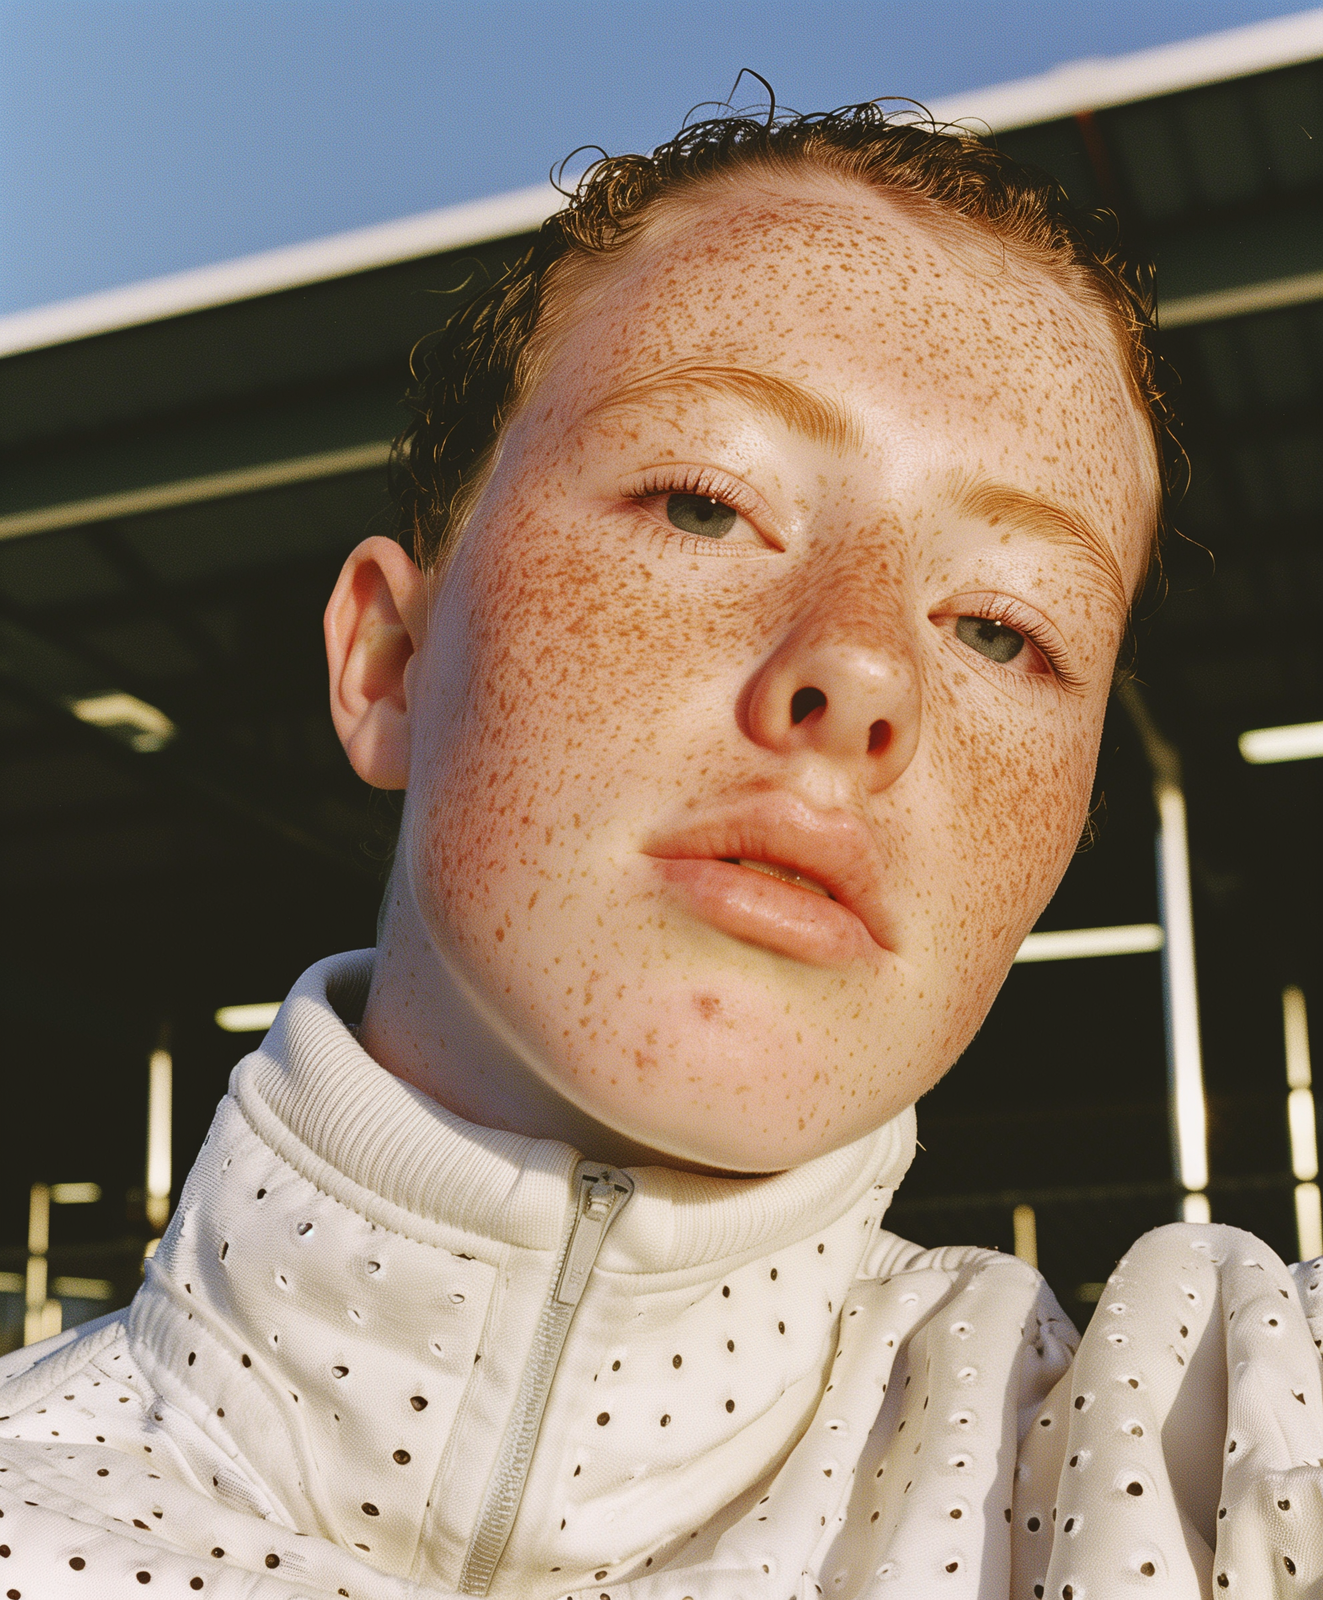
left=666, top=494, right=738, bottom=538
left=955, top=615, right=1025, bottom=665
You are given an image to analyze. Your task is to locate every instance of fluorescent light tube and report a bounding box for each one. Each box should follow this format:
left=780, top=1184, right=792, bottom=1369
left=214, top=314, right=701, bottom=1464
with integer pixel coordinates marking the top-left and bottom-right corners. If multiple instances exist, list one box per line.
left=146, top=1047, right=172, bottom=1230
left=214, top=1002, right=281, bottom=1033
left=1240, top=720, right=1323, bottom=764
left=1012, top=1204, right=1037, bottom=1268
left=1298, top=1182, right=1323, bottom=1262
left=51, top=1276, right=114, bottom=1301
left=1290, top=1088, right=1320, bottom=1182
left=1014, top=923, right=1164, bottom=963
left=68, top=691, right=176, bottom=752
left=1284, top=986, right=1313, bottom=1089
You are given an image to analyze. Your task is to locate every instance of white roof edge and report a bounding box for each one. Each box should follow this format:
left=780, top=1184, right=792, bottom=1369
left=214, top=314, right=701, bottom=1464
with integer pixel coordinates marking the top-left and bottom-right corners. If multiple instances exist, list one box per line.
left=0, top=182, right=563, bottom=360
left=7, top=9, right=1323, bottom=358
left=925, top=6, right=1323, bottom=134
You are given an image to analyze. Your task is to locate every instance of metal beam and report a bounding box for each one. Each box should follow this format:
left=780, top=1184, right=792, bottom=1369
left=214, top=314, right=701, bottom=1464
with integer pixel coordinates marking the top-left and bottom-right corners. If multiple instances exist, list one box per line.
left=1159, top=268, right=1323, bottom=330
left=0, top=439, right=391, bottom=543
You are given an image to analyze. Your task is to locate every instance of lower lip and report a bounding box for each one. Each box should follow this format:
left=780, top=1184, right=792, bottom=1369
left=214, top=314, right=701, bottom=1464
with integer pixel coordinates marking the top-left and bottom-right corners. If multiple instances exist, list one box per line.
left=652, top=858, right=879, bottom=967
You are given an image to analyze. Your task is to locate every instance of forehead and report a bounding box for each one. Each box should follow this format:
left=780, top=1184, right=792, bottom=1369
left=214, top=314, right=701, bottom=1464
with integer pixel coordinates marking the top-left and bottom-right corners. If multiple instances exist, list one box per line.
left=545, top=172, right=1156, bottom=568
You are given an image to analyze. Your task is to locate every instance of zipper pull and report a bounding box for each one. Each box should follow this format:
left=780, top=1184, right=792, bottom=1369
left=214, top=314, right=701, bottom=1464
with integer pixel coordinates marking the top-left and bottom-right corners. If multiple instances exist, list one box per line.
left=554, top=1163, right=634, bottom=1307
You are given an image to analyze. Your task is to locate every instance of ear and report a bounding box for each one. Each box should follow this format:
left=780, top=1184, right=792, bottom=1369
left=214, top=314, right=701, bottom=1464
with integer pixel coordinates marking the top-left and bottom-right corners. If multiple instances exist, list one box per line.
left=324, top=536, right=428, bottom=789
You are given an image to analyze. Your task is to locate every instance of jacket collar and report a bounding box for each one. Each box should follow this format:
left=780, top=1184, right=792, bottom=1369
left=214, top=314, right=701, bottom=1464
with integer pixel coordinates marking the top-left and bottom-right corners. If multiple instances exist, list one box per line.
left=128, top=951, right=918, bottom=1588
left=237, top=949, right=918, bottom=1274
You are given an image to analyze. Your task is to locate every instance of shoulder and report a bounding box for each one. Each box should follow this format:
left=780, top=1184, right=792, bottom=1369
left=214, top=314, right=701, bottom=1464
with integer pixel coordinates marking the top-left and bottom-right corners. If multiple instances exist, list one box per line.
left=863, top=1225, right=1045, bottom=1290
left=861, top=1228, right=1078, bottom=1363
left=0, top=1310, right=132, bottom=1420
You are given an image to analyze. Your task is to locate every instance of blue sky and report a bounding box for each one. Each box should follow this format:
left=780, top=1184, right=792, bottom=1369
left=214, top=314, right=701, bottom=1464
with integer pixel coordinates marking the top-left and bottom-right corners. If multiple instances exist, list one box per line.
left=0, top=0, right=1313, bottom=315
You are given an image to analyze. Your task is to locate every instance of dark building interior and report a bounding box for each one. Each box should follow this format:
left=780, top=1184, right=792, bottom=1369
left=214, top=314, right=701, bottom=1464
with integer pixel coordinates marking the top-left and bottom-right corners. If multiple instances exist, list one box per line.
left=4, top=48, right=1323, bottom=1348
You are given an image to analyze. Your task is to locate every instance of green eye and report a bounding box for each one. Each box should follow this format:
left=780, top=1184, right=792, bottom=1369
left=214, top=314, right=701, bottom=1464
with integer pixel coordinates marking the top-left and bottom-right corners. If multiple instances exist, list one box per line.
left=666, top=494, right=737, bottom=538
left=955, top=615, right=1025, bottom=664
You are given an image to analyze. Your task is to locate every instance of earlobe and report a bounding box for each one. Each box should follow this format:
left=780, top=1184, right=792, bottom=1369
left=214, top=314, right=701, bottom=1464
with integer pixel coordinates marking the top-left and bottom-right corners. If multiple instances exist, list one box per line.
left=324, top=536, right=428, bottom=790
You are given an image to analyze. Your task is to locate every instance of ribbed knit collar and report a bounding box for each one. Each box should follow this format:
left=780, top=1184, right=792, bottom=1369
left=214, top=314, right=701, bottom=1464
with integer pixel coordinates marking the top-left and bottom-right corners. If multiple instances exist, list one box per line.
left=236, top=950, right=917, bottom=1275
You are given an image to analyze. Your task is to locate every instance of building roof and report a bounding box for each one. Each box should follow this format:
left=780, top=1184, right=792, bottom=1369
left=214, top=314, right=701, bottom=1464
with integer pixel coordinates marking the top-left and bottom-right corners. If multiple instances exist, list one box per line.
left=0, top=184, right=562, bottom=360
left=5, top=7, right=1322, bottom=361
left=927, top=6, right=1323, bottom=130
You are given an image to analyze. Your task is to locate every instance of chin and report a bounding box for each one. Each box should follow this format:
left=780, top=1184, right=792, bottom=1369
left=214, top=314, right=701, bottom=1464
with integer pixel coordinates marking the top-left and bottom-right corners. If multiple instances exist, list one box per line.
left=536, top=968, right=930, bottom=1173
left=455, top=880, right=989, bottom=1170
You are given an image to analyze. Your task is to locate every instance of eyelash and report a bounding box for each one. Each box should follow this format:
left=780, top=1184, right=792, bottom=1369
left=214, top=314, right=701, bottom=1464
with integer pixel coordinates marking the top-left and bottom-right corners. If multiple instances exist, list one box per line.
left=622, top=474, right=1078, bottom=688
left=954, top=596, right=1081, bottom=690
left=623, top=466, right=771, bottom=548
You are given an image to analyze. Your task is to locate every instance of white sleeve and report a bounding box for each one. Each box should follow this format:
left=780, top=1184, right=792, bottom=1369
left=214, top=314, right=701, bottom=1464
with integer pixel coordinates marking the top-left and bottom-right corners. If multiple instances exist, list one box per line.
left=1013, top=1222, right=1323, bottom=1599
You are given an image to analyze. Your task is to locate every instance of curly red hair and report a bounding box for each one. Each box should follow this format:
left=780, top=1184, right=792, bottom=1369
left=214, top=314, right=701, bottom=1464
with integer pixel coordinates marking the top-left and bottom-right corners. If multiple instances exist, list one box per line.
left=396, top=101, right=1168, bottom=574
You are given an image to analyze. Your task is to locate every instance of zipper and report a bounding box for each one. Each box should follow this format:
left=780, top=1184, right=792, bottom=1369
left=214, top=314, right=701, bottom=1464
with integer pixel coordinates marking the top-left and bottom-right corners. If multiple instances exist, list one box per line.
left=458, top=1159, right=635, bottom=1595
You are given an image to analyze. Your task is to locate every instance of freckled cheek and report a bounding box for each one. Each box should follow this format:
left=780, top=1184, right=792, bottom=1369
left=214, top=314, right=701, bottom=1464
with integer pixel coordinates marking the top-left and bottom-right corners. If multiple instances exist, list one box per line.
left=909, top=716, right=1098, bottom=1074
left=930, top=697, right=1100, bottom=919
left=996, top=727, right=1092, bottom=854
left=452, top=512, right=767, bottom=738
left=409, top=513, right=748, bottom=926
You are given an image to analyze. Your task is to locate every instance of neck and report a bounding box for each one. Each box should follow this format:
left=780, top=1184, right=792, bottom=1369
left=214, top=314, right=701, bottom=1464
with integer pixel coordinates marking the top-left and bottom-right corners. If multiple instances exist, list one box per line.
left=361, top=886, right=735, bottom=1174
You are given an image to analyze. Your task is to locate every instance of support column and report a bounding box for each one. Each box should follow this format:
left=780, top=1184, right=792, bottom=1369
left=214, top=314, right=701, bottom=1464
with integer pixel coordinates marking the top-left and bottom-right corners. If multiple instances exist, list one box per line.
left=1119, top=682, right=1210, bottom=1221
left=23, top=1184, right=59, bottom=1346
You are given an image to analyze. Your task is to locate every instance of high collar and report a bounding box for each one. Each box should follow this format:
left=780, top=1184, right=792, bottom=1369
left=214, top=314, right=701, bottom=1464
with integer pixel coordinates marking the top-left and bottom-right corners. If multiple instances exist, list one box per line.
left=129, top=950, right=918, bottom=1592
left=237, top=949, right=918, bottom=1273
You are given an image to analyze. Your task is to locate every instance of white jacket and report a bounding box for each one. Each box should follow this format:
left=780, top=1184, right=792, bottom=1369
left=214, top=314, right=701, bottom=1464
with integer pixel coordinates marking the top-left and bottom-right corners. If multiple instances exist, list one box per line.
left=3, top=951, right=1323, bottom=1599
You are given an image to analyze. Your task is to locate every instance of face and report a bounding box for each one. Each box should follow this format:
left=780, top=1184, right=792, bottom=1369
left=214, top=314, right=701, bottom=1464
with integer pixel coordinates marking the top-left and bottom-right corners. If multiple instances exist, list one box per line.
left=393, top=173, right=1155, bottom=1172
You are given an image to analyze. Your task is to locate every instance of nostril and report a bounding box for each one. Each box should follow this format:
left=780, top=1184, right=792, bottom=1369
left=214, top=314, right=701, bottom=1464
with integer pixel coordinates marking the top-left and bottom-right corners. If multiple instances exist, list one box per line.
left=790, top=686, right=827, bottom=725
left=868, top=720, right=891, bottom=754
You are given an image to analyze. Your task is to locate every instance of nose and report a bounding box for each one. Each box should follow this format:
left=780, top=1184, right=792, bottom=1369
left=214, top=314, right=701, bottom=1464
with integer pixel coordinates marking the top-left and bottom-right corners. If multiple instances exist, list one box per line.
left=745, top=623, right=920, bottom=792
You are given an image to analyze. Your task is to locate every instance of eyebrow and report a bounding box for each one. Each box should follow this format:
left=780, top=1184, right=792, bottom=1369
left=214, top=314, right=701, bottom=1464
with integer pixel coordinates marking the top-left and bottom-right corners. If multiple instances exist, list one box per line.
left=952, top=475, right=1130, bottom=613
left=582, top=362, right=864, bottom=454
left=584, top=368, right=1132, bottom=609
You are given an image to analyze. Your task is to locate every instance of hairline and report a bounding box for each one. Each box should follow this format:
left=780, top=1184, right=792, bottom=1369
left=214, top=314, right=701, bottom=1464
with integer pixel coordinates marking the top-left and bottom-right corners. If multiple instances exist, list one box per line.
left=429, top=159, right=1160, bottom=585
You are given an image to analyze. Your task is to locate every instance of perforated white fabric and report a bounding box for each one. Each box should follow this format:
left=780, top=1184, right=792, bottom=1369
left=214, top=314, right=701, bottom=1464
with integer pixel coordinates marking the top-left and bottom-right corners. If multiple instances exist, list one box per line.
left=1, top=952, right=1321, bottom=1599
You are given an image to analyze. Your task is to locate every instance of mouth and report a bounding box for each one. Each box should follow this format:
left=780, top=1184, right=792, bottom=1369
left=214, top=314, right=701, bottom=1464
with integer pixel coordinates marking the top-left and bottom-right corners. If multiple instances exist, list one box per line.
left=643, top=793, right=891, bottom=968
left=725, top=858, right=833, bottom=897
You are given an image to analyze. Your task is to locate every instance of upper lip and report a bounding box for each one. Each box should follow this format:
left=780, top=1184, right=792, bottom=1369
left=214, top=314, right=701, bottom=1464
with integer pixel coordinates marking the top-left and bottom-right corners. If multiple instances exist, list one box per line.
left=643, top=790, right=893, bottom=951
